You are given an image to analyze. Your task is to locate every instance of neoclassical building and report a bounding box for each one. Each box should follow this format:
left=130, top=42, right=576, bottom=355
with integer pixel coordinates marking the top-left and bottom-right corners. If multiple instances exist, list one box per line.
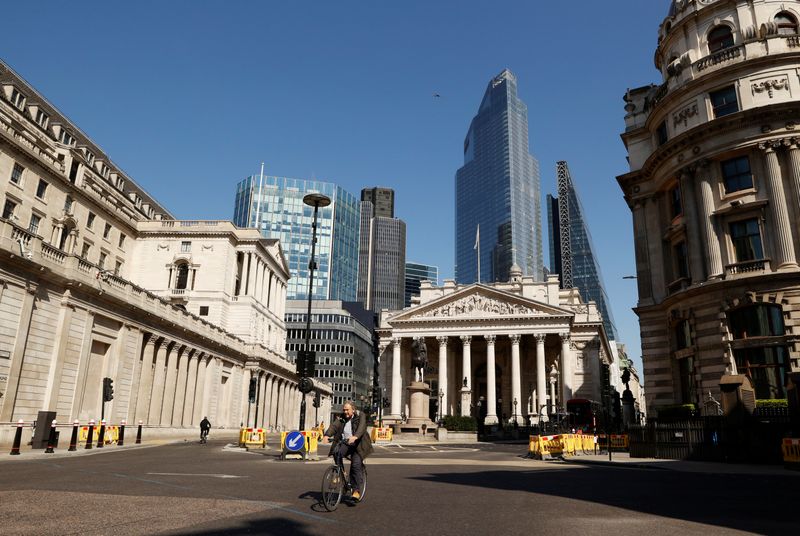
left=377, top=269, right=614, bottom=425
left=0, top=59, right=328, bottom=444
left=618, top=0, right=800, bottom=415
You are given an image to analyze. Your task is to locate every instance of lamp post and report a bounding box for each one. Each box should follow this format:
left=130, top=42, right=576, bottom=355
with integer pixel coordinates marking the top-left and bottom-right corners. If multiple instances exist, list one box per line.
left=299, top=192, right=331, bottom=431
left=513, top=398, right=518, bottom=428
left=438, top=389, right=444, bottom=424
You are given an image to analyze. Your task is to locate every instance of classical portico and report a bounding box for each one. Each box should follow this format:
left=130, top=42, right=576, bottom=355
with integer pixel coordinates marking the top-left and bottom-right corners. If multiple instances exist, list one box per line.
left=378, top=274, right=613, bottom=427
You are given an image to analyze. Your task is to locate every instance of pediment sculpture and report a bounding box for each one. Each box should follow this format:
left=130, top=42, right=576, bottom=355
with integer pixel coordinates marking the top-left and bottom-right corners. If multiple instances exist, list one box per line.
left=420, top=294, right=538, bottom=318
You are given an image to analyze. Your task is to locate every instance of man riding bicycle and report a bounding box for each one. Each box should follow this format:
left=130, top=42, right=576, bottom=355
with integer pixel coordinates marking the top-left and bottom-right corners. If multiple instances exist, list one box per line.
left=199, top=416, right=211, bottom=443
left=322, top=400, right=373, bottom=501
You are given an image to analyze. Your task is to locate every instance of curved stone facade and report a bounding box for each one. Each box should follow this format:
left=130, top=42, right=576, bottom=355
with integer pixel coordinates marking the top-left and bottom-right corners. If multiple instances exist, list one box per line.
left=618, top=0, right=800, bottom=414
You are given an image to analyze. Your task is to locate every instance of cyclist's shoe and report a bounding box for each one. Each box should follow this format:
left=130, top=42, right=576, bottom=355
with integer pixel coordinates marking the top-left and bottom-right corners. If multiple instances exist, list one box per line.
left=351, top=490, right=361, bottom=501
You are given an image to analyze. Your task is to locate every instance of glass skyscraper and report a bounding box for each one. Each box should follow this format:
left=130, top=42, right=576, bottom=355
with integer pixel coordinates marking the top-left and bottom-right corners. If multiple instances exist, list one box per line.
left=455, top=69, right=543, bottom=284
left=405, top=262, right=438, bottom=308
left=548, top=161, right=618, bottom=340
left=233, top=174, right=360, bottom=301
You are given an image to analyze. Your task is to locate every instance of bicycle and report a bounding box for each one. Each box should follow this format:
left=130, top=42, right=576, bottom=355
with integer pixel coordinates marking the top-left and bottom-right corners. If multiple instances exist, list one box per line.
left=321, top=439, right=368, bottom=511
left=200, top=429, right=209, bottom=444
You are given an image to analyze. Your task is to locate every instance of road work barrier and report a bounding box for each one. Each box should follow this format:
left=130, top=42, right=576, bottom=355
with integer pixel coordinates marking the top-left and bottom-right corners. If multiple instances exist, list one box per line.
left=239, top=427, right=266, bottom=448
left=783, top=438, right=800, bottom=468
left=79, top=424, right=119, bottom=445
left=370, top=426, right=393, bottom=443
left=280, top=430, right=320, bottom=460
left=529, top=433, right=629, bottom=460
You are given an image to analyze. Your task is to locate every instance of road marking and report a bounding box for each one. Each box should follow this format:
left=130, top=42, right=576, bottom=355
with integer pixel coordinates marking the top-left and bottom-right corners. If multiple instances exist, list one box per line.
left=147, top=472, right=248, bottom=479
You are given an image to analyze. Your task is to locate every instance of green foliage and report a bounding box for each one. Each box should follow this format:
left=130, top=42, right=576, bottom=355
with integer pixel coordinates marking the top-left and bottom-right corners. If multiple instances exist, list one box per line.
left=755, top=399, right=788, bottom=408
left=442, top=415, right=478, bottom=431
left=657, top=404, right=697, bottom=421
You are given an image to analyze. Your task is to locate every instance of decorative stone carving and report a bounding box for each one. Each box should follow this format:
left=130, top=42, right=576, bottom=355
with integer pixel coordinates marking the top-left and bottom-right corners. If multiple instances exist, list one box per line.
left=421, top=294, right=537, bottom=318
left=673, top=102, right=698, bottom=128
left=751, top=78, right=789, bottom=98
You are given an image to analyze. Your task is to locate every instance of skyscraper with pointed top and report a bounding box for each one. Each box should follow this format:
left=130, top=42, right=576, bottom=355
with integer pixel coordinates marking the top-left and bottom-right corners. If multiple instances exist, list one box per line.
left=455, top=69, right=543, bottom=284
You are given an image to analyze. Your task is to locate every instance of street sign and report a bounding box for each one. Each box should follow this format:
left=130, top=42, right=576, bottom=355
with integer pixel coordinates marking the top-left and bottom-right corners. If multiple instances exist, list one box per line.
left=285, top=431, right=305, bottom=452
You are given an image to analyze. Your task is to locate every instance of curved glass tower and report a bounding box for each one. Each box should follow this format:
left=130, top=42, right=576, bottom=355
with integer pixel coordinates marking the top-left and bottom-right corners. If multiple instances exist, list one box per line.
left=455, top=69, right=543, bottom=284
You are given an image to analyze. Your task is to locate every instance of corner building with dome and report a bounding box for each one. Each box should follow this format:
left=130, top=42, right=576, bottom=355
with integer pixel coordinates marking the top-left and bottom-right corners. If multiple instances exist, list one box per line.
left=618, top=0, right=800, bottom=416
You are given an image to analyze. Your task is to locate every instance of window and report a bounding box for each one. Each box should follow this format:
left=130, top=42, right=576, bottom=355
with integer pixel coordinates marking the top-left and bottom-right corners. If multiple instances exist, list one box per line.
left=103, top=223, right=112, bottom=239
left=59, top=129, right=75, bottom=146
left=98, top=252, right=107, bottom=269
left=2, top=198, right=17, bottom=220
left=175, top=263, right=189, bottom=290
left=84, top=150, right=95, bottom=165
left=35, top=109, right=49, bottom=129
left=656, top=121, right=668, bottom=146
left=669, top=185, right=682, bottom=218
left=10, top=88, right=25, bottom=110
left=678, top=356, right=696, bottom=405
left=81, top=242, right=91, bottom=259
left=87, top=212, right=96, bottom=229
left=708, top=25, right=734, bottom=53
left=729, top=304, right=790, bottom=399
left=674, top=241, right=689, bottom=279
left=10, top=163, right=23, bottom=185
left=64, top=195, right=74, bottom=214
left=775, top=12, right=799, bottom=35
left=199, top=306, right=209, bottom=316
left=675, top=319, right=693, bottom=350
left=710, top=86, right=739, bottom=118
left=35, top=179, right=48, bottom=199
left=730, top=218, right=763, bottom=262
left=118, top=233, right=126, bottom=248
left=181, top=241, right=191, bottom=253
left=114, top=260, right=123, bottom=276
left=720, top=156, right=753, bottom=193
left=28, top=214, right=41, bottom=235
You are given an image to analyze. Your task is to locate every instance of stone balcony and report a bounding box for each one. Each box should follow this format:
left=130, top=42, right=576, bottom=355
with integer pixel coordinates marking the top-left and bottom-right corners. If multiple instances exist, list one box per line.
left=724, top=258, right=771, bottom=278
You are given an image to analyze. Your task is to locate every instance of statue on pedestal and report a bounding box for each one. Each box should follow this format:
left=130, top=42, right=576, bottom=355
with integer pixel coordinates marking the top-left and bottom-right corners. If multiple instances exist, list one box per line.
left=411, top=338, right=428, bottom=383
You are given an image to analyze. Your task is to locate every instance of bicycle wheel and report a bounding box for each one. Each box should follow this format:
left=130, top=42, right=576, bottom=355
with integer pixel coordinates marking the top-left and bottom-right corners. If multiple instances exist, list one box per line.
left=321, top=466, right=343, bottom=511
left=358, top=466, right=367, bottom=502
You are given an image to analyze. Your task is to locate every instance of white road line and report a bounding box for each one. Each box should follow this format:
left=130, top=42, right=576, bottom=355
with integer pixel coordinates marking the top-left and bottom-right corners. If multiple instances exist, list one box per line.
left=147, top=472, right=247, bottom=479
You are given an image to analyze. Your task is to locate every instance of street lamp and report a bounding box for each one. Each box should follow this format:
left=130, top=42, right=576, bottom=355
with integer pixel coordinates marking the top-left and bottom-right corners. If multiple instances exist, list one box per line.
left=298, top=192, right=331, bottom=431
left=438, top=389, right=444, bottom=423
left=513, top=398, right=518, bottom=428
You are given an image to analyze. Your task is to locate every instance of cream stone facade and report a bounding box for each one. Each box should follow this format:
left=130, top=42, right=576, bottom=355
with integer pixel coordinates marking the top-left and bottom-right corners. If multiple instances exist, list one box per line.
left=0, top=60, right=329, bottom=445
left=377, top=270, right=615, bottom=425
left=618, top=0, right=800, bottom=415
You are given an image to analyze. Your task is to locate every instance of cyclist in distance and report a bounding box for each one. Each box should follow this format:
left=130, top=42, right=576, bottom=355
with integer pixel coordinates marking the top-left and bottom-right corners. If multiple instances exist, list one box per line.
left=322, top=400, right=373, bottom=501
left=199, top=416, right=211, bottom=443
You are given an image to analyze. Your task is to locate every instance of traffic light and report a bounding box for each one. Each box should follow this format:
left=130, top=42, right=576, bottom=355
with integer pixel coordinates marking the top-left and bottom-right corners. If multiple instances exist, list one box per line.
left=102, top=377, right=114, bottom=402
left=313, top=391, right=321, bottom=408
left=248, top=377, right=257, bottom=403
left=296, top=350, right=316, bottom=378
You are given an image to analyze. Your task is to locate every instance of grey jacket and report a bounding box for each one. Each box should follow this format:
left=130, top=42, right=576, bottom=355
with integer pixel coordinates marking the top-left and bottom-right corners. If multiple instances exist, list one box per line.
left=324, top=411, right=374, bottom=460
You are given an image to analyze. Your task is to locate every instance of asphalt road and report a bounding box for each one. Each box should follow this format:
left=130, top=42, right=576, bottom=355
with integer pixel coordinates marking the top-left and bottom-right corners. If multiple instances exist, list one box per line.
left=0, top=439, right=796, bottom=535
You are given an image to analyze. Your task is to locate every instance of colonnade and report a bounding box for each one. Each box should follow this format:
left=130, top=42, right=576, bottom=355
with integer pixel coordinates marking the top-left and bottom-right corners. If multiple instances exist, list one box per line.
left=238, top=251, right=287, bottom=320
left=248, top=369, right=301, bottom=431
left=385, top=332, right=577, bottom=425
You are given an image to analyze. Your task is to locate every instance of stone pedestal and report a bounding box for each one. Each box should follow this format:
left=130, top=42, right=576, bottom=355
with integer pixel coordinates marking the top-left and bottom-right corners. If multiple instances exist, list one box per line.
left=460, top=388, right=472, bottom=417
left=407, top=381, right=433, bottom=425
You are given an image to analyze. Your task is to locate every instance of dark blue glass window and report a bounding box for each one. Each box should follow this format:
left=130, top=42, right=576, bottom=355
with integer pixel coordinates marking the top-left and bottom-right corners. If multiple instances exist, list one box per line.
left=721, top=156, right=753, bottom=193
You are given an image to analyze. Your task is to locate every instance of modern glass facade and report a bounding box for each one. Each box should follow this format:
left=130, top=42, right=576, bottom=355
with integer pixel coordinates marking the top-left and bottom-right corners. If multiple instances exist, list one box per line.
left=455, top=69, right=543, bottom=284
left=405, top=262, right=439, bottom=308
left=548, top=161, right=618, bottom=340
left=233, top=175, right=360, bottom=301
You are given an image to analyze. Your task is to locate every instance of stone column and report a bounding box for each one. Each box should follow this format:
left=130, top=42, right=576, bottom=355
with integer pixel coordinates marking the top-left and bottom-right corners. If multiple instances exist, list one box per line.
left=484, top=335, right=498, bottom=425
left=126, top=329, right=147, bottom=425
left=437, top=336, right=448, bottom=417
left=560, top=333, right=573, bottom=403
left=535, top=334, right=547, bottom=422
left=679, top=169, right=704, bottom=281
left=271, top=379, right=281, bottom=430
left=787, top=139, right=800, bottom=222
left=760, top=142, right=797, bottom=268
left=460, top=336, right=472, bottom=417
left=134, top=337, right=158, bottom=424
left=258, top=373, right=268, bottom=428
left=192, top=355, right=209, bottom=425
left=265, top=376, right=276, bottom=429
left=183, top=351, right=199, bottom=426
left=160, top=344, right=181, bottom=425
left=696, top=161, right=723, bottom=278
left=172, top=348, right=190, bottom=426
left=0, top=284, right=37, bottom=422
left=390, top=337, right=403, bottom=419
left=510, top=334, right=522, bottom=425
left=148, top=340, right=170, bottom=424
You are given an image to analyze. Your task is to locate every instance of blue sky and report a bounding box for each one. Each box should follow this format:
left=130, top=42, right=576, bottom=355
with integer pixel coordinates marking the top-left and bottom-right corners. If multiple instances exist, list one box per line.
left=1, top=1, right=671, bottom=374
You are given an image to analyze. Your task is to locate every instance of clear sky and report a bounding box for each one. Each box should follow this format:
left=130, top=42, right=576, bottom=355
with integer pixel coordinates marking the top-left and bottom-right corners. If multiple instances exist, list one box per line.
left=1, top=1, right=671, bottom=375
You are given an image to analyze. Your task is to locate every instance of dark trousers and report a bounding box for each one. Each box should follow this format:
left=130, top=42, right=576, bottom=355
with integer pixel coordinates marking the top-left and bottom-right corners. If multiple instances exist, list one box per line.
left=336, top=442, right=365, bottom=493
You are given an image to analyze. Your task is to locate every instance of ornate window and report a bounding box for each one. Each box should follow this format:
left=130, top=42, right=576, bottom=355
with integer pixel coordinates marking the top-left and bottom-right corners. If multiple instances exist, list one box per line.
left=728, top=304, right=790, bottom=399
left=708, top=25, right=734, bottom=53
left=720, top=156, right=752, bottom=193
left=175, top=263, right=190, bottom=290
left=775, top=12, right=799, bottom=35
left=729, top=218, right=763, bottom=262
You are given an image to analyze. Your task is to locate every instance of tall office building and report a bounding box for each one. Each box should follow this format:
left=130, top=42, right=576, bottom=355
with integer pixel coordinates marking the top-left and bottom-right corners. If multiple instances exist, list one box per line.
left=455, top=69, right=543, bottom=284
left=405, top=262, right=438, bottom=307
left=548, top=161, right=618, bottom=340
left=357, top=188, right=406, bottom=313
left=233, top=174, right=360, bottom=301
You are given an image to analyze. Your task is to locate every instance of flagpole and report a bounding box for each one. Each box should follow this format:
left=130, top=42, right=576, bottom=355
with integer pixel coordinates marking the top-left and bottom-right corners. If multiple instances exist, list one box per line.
left=476, top=224, right=481, bottom=283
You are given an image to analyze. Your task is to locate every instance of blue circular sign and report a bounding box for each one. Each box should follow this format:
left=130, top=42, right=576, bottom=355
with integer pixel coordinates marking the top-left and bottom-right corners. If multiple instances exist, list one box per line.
left=285, top=431, right=305, bottom=452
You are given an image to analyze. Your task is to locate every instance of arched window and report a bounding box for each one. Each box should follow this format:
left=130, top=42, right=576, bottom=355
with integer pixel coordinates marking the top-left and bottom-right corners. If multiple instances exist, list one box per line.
left=708, top=25, right=735, bottom=53
left=58, top=222, right=74, bottom=251
left=175, top=263, right=189, bottom=290
left=775, top=12, right=799, bottom=35
left=728, top=304, right=789, bottom=399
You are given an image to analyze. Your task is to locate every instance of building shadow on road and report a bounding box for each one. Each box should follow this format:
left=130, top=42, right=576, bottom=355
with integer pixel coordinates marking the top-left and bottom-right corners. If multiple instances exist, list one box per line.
left=167, top=516, right=316, bottom=536
left=409, top=465, right=796, bottom=534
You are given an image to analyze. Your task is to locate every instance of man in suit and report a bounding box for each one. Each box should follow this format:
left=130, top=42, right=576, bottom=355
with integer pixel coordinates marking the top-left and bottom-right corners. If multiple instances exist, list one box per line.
left=323, top=400, right=373, bottom=501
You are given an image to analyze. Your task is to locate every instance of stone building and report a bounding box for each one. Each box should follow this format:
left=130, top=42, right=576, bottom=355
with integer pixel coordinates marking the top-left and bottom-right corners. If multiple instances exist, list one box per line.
left=377, top=268, right=615, bottom=425
left=618, top=0, right=800, bottom=415
left=0, top=59, right=327, bottom=444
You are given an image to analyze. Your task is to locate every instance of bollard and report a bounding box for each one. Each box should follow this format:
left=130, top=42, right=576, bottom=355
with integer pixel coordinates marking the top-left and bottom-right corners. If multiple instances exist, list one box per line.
left=118, top=420, right=126, bottom=446
left=135, top=420, right=143, bottom=444
left=85, top=419, right=95, bottom=450
left=68, top=420, right=79, bottom=451
left=44, top=419, right=58, bottom=454
left=9, top=419, right=24, bottom=455
left=97, top=419, right=106, bottom=449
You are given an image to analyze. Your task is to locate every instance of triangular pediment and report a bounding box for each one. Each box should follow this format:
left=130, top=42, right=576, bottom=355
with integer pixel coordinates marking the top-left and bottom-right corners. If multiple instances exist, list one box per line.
left=388, top=284, right=574, bottom=323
